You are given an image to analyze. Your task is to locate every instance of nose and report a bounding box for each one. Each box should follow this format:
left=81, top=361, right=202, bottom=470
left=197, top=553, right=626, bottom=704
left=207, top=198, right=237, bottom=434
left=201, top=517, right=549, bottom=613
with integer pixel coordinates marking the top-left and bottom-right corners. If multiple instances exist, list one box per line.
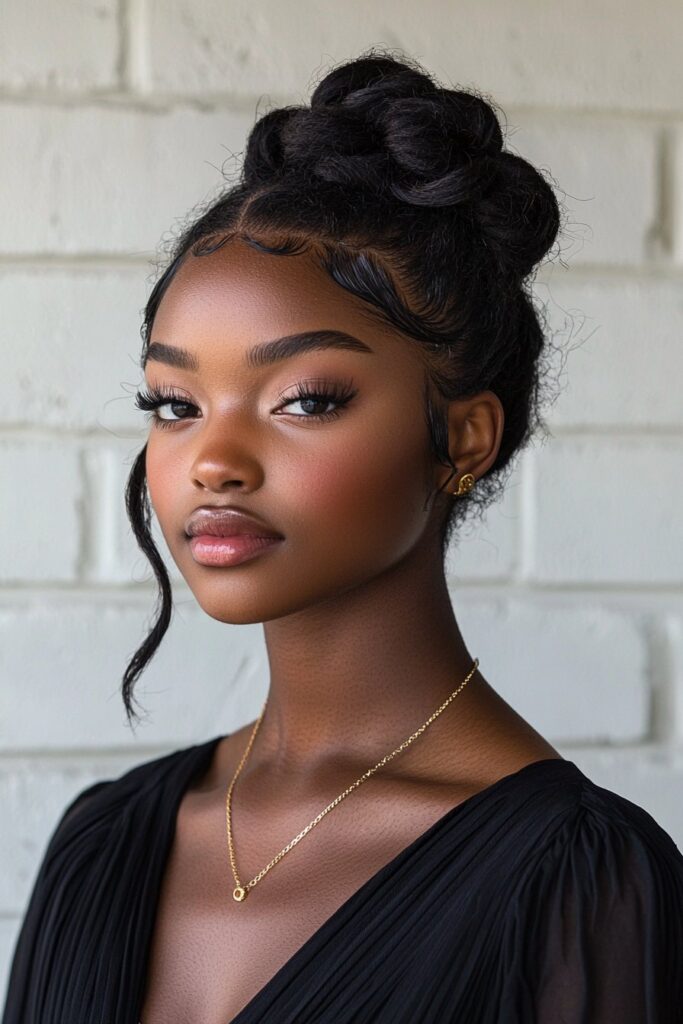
left=188, top=422, right=265, bottom=494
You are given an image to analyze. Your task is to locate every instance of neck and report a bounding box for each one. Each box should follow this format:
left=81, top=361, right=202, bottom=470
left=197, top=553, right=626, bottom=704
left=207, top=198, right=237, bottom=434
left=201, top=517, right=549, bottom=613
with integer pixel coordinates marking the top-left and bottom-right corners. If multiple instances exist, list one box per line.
left=249, top=548, right=482, bottom=780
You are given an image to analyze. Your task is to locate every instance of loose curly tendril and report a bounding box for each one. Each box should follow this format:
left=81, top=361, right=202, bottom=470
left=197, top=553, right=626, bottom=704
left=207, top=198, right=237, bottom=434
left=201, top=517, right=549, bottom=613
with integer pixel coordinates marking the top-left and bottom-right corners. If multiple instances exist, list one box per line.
left=121, top=47, right=565, bottom=728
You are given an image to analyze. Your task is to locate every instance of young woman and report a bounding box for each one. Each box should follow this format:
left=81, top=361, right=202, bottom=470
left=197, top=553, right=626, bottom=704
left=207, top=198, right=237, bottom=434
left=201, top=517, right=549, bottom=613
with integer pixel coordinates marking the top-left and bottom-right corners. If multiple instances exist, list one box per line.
left=3, top=50, right=683, bottom=1024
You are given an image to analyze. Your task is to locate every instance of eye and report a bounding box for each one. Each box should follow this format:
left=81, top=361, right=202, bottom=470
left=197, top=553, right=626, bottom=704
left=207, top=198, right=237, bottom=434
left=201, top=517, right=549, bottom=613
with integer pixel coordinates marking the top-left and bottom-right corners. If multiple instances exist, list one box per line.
left=134, top=385, right=198, bottom=430
left=133, top=377, right=357, bottom=430
left=276, top=378, right=357, bottom=421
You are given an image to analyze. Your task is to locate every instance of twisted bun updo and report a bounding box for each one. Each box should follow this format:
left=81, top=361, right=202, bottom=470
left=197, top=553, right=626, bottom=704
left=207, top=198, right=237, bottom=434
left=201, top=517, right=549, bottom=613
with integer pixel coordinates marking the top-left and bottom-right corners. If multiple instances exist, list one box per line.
left=241, top=55, right=557, bottom=285
left=122, top=49, right=564, bottom=726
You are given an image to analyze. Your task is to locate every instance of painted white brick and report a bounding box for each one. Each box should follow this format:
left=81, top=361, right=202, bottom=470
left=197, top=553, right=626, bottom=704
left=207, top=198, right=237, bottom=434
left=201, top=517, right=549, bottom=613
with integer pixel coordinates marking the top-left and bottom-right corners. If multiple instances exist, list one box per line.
left=451, top=597, right=649, bottom=743
left=0, top=756, right=138, bottom=915
left=0, top=440, right=82, bottom=583
left=141, top=0, right=683, bottom=114
left=0, top=267, right=151, bottom=430
left=528, top=437, right=683, bottom=584
left=0, top=595, right=267, bottom=751
left=445, top=459, right=520, bottom=581
left=532, top=275, right=683, bottom=429
left=0, top=0, right=118, bottom=92
left=0, top=917, right=20, bottom=1017
left=81, top=441, right=192, bottom=586
left=559, top=746, right=683, bottom=853
left=511, top=118, right=658, bottom=267
left=0, top=104, right=254, bottom=255
left=671, top=127, right=683, bottom=266
left=667, top=615, right=683, bottom=743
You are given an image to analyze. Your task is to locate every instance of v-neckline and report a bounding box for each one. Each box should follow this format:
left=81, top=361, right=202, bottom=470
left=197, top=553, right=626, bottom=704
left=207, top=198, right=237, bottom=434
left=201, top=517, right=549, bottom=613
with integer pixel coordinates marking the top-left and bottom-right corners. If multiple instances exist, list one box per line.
left=138, top=735, right=577, bottom=1024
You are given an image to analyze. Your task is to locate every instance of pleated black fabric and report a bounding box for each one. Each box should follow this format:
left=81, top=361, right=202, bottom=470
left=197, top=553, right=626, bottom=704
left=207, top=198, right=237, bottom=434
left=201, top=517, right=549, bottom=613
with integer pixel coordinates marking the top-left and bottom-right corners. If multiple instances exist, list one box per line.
left=3, top=736, right=683, bottom=1023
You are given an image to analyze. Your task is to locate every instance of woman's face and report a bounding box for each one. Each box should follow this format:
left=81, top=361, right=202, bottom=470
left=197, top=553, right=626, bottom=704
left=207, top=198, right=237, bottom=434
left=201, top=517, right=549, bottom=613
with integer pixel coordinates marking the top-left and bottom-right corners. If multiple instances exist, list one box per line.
left=142, top=236, right=450, bottom=624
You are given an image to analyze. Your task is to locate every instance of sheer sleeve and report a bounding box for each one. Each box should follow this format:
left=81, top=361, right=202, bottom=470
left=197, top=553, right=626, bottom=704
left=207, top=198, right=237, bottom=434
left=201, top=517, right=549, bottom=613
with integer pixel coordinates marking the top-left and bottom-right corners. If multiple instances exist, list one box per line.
left=505, top=792, right=683, bottom=1023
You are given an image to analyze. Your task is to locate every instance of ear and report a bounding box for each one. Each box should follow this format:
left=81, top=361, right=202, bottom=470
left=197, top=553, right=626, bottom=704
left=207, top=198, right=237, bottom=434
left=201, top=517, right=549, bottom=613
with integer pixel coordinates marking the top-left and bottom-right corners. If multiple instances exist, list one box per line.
left=434, top=390, right=505, bottom=495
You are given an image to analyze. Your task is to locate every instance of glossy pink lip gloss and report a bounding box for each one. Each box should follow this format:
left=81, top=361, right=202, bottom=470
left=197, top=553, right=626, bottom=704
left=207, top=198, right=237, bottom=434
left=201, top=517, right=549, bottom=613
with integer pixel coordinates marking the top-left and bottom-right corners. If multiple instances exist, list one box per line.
left=188, top=534, right=283, bottom=567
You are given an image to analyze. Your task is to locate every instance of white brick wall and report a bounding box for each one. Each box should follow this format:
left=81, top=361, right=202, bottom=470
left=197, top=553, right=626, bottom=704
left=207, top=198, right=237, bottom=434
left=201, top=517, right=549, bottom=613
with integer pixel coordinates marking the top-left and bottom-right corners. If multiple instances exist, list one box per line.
left=0, top=267, right=147, bottom=429
left=0, top=440, right=83, bottom=581
left=529, top=437, right=683, bottom=584
left=508, top=117, right=661, bottom=266
left=0, top=0, right=119, bottom=92
left=0, top=104, right=253, bottom=255
left=2, top=0, right=683, bottom=1007
left=138, top=0, right=683, bottom=113
left=534, top=276, right=683, bottom=428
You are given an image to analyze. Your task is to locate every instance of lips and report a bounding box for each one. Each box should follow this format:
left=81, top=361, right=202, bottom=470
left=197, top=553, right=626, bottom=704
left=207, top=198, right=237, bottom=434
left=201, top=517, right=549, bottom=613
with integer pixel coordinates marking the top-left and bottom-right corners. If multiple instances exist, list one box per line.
left=185, top=506, right=284, bottom=540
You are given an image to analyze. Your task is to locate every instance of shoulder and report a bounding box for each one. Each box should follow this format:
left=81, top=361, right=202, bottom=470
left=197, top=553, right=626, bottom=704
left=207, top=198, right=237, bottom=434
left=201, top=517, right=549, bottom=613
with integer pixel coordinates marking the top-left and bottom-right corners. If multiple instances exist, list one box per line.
left=514, top=761, right=683, bottom=900
left=500, top=766, right=683, bottom=1017
left=518, top=764, right=683, bottom=958
left=498, top=757, right=682, bottom=864
left=465, top=757, right=683, bottom=913
left=550, top=765, right=683, bottom=876
left=484, top=759, right=683, bottom=960
left=45, top=734, right=222, bottom=866
left=5, top=737, right=221, bottom=973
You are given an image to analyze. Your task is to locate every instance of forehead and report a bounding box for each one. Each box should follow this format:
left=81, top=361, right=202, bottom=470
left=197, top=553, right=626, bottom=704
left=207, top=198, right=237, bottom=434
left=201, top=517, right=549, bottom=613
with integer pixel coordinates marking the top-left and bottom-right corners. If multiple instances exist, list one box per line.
left=153, top=236, right=377, bottom=340
left=147, top=237, right=433, bottom=391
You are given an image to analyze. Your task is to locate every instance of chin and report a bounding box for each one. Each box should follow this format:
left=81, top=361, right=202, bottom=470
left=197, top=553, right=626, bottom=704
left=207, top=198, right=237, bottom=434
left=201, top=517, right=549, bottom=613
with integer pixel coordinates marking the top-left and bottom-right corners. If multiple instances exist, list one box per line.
left=185, top=568, right=369, bottom=625
left=185, top=584, right=312, bottom=625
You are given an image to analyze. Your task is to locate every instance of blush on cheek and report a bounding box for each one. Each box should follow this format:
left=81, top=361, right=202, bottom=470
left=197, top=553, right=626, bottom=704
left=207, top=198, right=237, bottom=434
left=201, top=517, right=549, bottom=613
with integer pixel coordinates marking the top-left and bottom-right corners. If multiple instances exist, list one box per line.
left=292, top=447, right=398, bottom=539
left=300, top=448, right=383, bottom=506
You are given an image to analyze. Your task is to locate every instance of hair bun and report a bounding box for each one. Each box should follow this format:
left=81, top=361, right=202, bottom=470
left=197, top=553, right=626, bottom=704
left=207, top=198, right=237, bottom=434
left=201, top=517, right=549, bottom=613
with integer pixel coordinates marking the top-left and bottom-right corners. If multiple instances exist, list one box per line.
left=242, top=53, right=559, bottom=282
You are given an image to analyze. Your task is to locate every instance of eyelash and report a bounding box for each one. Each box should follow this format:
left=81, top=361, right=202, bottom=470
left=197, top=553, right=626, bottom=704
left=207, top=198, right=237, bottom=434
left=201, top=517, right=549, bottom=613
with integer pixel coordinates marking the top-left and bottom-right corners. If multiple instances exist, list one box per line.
left=133, top=378, right=357, bottom=430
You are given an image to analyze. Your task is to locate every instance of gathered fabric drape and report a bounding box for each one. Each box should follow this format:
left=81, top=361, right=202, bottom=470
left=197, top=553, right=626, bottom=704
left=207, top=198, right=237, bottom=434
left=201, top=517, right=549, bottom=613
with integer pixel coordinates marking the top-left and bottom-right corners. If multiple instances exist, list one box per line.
left=3, top=736, right=683, bottom=1023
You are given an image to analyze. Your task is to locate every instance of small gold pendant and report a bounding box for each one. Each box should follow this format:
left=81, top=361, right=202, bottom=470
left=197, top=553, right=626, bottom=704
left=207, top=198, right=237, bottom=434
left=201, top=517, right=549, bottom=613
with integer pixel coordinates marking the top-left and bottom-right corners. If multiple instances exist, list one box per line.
left=233, top=885, right=248, bottom=902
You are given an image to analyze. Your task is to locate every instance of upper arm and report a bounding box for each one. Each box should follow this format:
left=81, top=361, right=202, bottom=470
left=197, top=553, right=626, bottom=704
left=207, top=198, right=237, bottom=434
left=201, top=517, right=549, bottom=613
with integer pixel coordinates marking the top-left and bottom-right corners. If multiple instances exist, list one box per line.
left=504, top=800, right=683, bottom=1023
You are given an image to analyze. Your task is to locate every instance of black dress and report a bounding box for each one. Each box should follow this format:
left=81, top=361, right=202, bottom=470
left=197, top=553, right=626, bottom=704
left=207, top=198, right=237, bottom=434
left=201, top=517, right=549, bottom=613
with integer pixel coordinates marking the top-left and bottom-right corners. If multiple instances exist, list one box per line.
left=2, top=735, right=683, bottom=1023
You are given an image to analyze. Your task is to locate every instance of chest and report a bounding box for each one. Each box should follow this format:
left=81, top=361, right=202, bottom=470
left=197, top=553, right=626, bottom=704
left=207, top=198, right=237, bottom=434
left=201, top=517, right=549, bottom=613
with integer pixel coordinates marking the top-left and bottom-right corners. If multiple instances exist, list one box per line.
left=138, top=872, right=325, bottom=1024
left=137, top=782, right=467, bottom=1024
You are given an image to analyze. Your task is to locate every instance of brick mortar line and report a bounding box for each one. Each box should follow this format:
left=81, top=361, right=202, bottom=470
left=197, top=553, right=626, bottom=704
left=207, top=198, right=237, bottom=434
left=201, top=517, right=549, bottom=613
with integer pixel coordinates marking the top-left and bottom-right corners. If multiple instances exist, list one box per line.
left=0, top=254, right=159, bottom=268
left=647, top=614, right=677, bottom=744
left=117, top=0, right=133, bottom=92
left=1, top=89, right=683, bottom=122
left=0, top=89, right=278, bottom=113
left=653, top=125, right=676, bottom=257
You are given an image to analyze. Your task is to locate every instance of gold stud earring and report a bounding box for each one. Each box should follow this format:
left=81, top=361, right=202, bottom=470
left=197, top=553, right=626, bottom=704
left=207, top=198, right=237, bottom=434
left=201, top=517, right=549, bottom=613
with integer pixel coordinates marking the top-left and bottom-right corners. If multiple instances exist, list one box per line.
left=453, top=472, right=476, bottom=496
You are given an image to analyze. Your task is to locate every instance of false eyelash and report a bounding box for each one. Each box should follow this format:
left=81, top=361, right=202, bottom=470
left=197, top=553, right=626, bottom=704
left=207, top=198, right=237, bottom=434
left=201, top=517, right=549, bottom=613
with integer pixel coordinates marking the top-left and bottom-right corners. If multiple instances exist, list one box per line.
left=284, top=377, right=357, bottom=421
left=134, top=385, right=196, bottom=430
left=133, top=378, right=357, bottom=429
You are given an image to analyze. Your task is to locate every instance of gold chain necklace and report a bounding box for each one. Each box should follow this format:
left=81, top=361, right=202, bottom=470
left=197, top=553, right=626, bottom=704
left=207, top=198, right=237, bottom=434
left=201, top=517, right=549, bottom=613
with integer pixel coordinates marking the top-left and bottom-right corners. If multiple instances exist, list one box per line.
left=225, top=657, right=479, bottom=902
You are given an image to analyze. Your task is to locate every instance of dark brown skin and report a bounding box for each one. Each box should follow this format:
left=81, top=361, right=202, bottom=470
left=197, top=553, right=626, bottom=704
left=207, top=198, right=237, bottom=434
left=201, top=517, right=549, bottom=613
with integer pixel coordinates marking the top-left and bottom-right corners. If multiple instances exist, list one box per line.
left=139, top=236, right=561, bottom=1023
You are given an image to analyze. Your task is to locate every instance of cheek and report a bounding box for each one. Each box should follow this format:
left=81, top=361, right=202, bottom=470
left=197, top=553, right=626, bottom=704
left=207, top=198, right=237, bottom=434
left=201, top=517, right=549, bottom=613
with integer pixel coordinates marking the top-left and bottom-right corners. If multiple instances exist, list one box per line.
left=282, top=414, right=429, bottom=559
left=144, top=442, right=184, bottom=528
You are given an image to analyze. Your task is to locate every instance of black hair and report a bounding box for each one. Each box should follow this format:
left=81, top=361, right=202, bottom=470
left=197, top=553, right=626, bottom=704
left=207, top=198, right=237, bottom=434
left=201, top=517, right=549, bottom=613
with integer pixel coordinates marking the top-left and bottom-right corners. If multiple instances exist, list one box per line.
left=122, top=47, right=564, bottom=728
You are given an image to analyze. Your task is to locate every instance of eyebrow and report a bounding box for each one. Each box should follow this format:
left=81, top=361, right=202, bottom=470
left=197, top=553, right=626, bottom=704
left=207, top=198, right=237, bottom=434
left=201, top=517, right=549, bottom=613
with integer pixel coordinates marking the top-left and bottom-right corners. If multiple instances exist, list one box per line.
left=141, top=330, right=374, bottom=372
